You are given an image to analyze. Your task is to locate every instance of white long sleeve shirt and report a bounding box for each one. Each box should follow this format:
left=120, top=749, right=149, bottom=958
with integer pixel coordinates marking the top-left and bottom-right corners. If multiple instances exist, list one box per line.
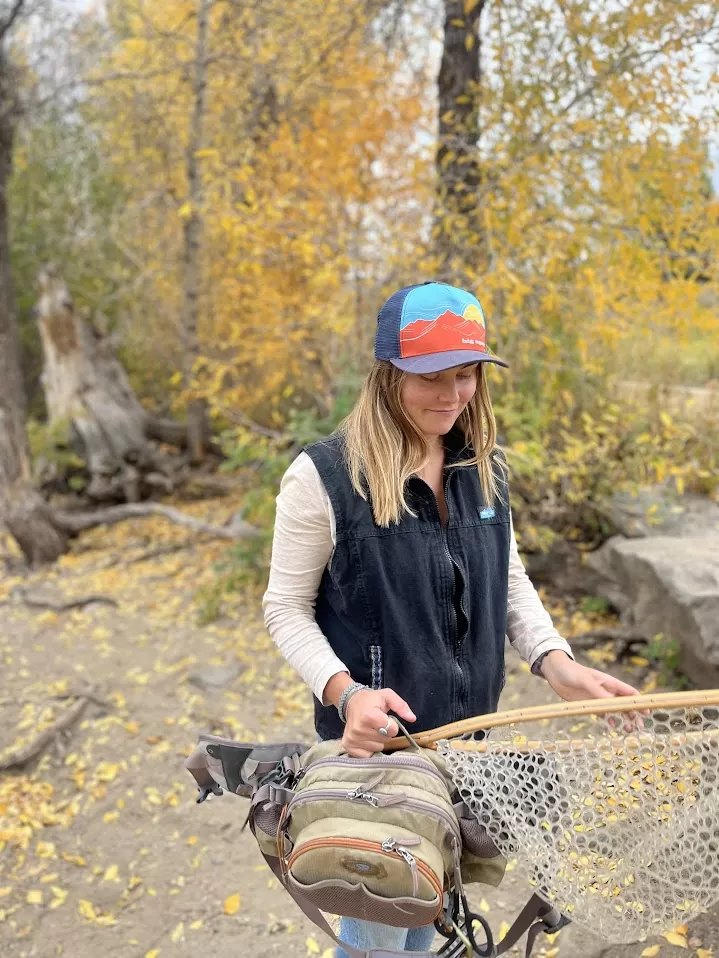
left=262, top=452, right=573, bottom=703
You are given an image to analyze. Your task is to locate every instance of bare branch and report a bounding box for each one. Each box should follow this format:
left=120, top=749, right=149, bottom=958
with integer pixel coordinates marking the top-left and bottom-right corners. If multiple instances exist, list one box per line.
left=1, top=586, right=118, bottom=611
left=0, top=697, right=88, bottom=770
left=52, top=502, right=260, bottom=539
left=0, top=0, right=25, bottom=43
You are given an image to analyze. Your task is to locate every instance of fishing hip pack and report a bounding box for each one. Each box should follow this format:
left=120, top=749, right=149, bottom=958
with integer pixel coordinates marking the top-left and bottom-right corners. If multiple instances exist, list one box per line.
left=185, top=725, right=565, bottom=958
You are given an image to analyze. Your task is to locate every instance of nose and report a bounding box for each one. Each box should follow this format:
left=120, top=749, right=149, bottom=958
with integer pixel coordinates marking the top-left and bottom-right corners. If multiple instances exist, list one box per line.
left=437, top=377, right=460, bottom=404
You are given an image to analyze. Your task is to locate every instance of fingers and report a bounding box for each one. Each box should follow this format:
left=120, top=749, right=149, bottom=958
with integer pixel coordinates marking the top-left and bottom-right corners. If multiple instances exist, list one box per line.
left=581, top=675, right=615, bottom=700
left=593, top=672, right=643, bottom=730
left=379, top=689, right=416, bottom=724
left=341, top=687, right=414, bottom=757
left=597, top=672, right=640, bottom=697
left=367, top=707, right=398, bottom=739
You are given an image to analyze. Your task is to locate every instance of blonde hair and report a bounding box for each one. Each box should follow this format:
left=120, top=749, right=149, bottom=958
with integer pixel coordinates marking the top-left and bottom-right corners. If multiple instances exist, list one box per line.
left=339, top=361, right=503, bottom=527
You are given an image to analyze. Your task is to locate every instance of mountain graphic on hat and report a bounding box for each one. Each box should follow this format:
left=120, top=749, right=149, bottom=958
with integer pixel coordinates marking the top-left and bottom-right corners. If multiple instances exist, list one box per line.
left=375, top=281, right=508, bottom=374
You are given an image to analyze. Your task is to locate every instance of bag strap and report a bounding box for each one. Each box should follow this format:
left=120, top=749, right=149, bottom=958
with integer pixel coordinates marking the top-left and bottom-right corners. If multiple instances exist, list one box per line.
left=261, top=848, right=436, bottom=957
left=262, top=841, right=563, bottom=958
left=495, top=893, right=570, bottom=957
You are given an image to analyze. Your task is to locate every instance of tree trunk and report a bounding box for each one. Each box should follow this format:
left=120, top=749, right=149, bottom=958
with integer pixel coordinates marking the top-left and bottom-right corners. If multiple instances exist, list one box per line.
left=435, top=0, right=486, bottom=284
left=0, top=41, right=67, bottom=564
left=180, top=0, right=211, bottom=464
left=35, top=265, right=170, bottom=503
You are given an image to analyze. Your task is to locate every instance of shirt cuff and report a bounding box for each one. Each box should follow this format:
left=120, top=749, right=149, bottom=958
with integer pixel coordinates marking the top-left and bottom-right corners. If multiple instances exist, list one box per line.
left=529, top=641, right=575, bottom=676
left=315, top=662, right=350, bottom=705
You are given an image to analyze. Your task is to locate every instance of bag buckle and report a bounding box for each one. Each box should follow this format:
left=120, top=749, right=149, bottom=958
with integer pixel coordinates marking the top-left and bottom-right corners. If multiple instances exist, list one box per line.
left=196, top=781, right=223, bottom=803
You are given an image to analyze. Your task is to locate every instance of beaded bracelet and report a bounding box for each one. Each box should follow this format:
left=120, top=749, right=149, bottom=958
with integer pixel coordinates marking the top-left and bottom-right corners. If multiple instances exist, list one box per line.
left=337, top=681, right=369, bottom=724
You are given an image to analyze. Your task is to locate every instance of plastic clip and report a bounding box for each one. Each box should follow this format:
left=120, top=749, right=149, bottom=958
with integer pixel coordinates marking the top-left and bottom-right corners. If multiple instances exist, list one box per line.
left=196, top=781, right=223, bottom=803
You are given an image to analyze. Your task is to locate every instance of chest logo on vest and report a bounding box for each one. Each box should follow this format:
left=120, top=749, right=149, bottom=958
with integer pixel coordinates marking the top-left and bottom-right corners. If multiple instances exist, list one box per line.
left=479, top=506, right=496, bottom=520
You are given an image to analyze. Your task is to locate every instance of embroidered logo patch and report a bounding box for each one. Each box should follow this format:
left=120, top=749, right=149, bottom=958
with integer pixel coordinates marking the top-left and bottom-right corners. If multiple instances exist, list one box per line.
left=479, top=506, right=496, bottom=520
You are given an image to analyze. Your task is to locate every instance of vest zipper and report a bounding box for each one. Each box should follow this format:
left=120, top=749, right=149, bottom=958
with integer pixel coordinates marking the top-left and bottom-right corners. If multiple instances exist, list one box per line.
left=442, top=472, right=469, bottom=720
left=441, top=473, right=459, bottom=652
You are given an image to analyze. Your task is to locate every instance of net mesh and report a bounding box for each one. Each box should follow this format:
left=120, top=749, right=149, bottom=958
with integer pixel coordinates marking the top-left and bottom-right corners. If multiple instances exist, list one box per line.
left=438, top=703, right=719, bottom=942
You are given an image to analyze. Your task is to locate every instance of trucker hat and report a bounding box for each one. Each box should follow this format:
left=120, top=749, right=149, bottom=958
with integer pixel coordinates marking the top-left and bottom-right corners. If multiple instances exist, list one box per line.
left=374, top=281, right=508, bottom=373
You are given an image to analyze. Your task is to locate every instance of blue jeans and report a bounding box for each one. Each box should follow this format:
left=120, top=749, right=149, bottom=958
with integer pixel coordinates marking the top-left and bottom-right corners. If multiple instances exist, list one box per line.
left=335, top=917, right=436, bottom=957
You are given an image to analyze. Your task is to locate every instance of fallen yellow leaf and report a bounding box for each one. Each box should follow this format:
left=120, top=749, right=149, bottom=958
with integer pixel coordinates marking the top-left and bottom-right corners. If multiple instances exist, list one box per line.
left=663, top=931, right=688, bottom=948
left=26, top=890, right=43, bottom=905
left=144, top=951, right=160, bottom=958
left=306, top=938, right=320, bottom=955
left=171, top=922, right=184, bottom=943
left=50, top=886, right=67, bottom=909
left=103, top=864, right=119, bottom=882
left=641, top=947, right=660, bottom=957
left=223, top=893, right=241, bottom=915
left=78, top=899, right=96, bottom=920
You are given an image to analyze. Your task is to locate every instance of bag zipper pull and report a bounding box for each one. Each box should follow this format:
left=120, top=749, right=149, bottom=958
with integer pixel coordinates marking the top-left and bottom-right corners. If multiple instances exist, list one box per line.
left=347, top=772, right=385, bottom=802
left=381, top=837, right=421, bottom=897
left=374, top=793, right=406, bottom=807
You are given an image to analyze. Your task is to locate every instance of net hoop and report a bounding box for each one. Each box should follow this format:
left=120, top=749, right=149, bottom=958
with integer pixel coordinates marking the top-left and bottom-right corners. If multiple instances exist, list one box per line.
left=388, top=690, right=719, bottom=943
left=385, top=689, right=719, bottom=750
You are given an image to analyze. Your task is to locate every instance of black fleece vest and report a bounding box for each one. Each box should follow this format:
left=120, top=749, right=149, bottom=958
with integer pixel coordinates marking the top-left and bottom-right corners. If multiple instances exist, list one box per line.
left=305, top=428, right=511, bottom=741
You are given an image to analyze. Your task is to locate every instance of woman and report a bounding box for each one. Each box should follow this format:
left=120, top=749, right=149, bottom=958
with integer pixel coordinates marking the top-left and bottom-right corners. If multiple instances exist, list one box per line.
left=263, top=281, right=637, bottom=957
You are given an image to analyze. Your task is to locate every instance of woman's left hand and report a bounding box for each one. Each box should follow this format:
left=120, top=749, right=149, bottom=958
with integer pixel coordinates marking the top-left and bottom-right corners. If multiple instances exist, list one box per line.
left=541, top=650, right=639, bottom=701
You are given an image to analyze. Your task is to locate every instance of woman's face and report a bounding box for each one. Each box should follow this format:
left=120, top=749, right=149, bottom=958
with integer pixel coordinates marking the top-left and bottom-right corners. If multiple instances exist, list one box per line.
left=400, top=363, right=478, bottom=439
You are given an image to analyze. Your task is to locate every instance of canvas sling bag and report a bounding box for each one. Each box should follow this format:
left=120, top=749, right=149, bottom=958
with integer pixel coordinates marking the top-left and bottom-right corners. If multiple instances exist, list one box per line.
left=185, top=725, right=568, bottom=957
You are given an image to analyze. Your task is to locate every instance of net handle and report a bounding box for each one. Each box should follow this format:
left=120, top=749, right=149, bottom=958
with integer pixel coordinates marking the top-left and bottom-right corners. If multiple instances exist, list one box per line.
left=384, top=688, right=719, bottom=751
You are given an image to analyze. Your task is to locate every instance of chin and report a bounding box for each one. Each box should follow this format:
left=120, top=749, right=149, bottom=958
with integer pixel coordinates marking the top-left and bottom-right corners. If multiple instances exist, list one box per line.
left=422, top=416, right=459, bottom=436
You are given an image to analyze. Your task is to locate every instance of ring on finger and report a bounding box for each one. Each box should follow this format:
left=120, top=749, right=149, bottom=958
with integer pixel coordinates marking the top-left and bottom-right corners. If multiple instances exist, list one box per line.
left=378, top=725, right=389, bottom=737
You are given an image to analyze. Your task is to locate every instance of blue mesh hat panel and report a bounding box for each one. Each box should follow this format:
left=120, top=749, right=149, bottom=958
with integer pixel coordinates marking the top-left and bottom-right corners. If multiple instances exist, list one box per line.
left=374, top=284, right=419, bottom=360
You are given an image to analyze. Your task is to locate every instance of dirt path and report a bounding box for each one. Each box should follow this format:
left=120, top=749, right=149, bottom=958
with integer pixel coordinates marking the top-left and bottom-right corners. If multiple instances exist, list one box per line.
left=0, top=502, right=714, bottom=958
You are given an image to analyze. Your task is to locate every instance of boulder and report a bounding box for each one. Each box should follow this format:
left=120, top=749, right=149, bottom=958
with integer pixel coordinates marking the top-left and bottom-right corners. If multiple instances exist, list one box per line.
left=603, top=486, right=719, bottom=539
left=587, top=535, right=719, bottom=687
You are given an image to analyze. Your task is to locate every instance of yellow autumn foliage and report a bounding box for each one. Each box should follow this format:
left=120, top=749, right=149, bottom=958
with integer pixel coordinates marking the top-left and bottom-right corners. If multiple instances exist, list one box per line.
left=88, top=0, right=431, bottom=422
left=81, top=0, right=717, bottom=496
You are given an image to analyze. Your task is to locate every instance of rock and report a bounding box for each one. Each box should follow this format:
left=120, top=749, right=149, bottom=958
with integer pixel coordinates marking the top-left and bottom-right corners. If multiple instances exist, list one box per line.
left=603, top=486, right=719, bottom=539
left=187, top=663, right=241, bottom=691
left=587, top=535, right=719, bottom=686
left=522, top=538, right=610, bottom=598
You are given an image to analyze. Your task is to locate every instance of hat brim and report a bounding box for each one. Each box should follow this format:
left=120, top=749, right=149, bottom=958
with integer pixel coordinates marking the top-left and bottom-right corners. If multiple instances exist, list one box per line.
left=390, top=350, right=509, bottom=373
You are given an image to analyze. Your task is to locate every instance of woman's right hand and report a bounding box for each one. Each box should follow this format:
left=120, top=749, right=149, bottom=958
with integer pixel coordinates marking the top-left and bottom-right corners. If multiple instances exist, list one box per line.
left=342, top=688, right=416, bottom=758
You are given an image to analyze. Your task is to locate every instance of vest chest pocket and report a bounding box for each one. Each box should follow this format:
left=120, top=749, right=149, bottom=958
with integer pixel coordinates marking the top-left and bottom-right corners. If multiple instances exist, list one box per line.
left=369, top=646, right=383, bottom=691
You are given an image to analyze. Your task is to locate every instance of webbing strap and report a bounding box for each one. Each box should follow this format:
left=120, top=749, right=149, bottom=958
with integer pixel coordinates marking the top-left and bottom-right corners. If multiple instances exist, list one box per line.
left=261, top=843, right=563, bottom=958
left=494, top=893, right=568, bottom=957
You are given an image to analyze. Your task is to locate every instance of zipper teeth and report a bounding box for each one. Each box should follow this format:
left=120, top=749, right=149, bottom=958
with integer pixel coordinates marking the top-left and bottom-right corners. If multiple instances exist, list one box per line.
left=302, top=756, right=447, bottom=786
left=443, top=479, right=469, bottom=636
left=286, top=837, right=444, bottom=904
left=288, top=788, right=461, bottom=844
left=442, top=477, right=461, bottom=653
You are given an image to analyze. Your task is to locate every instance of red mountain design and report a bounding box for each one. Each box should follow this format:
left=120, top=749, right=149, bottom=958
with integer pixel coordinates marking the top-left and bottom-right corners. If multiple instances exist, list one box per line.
left=400, top=310, right=486, bottom=358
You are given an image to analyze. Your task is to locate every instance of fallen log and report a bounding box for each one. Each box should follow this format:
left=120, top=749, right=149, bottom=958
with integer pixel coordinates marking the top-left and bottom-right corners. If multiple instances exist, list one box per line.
left=1, top=587, right=118, bottom=611
left=0, top=697, right=88, bottom=770
left=52, top=502, right=260, bottom=539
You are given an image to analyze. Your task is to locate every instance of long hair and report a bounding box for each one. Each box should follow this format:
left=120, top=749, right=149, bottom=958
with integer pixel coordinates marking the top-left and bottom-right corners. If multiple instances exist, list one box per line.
left=338, top=361, right=502, bottom=527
